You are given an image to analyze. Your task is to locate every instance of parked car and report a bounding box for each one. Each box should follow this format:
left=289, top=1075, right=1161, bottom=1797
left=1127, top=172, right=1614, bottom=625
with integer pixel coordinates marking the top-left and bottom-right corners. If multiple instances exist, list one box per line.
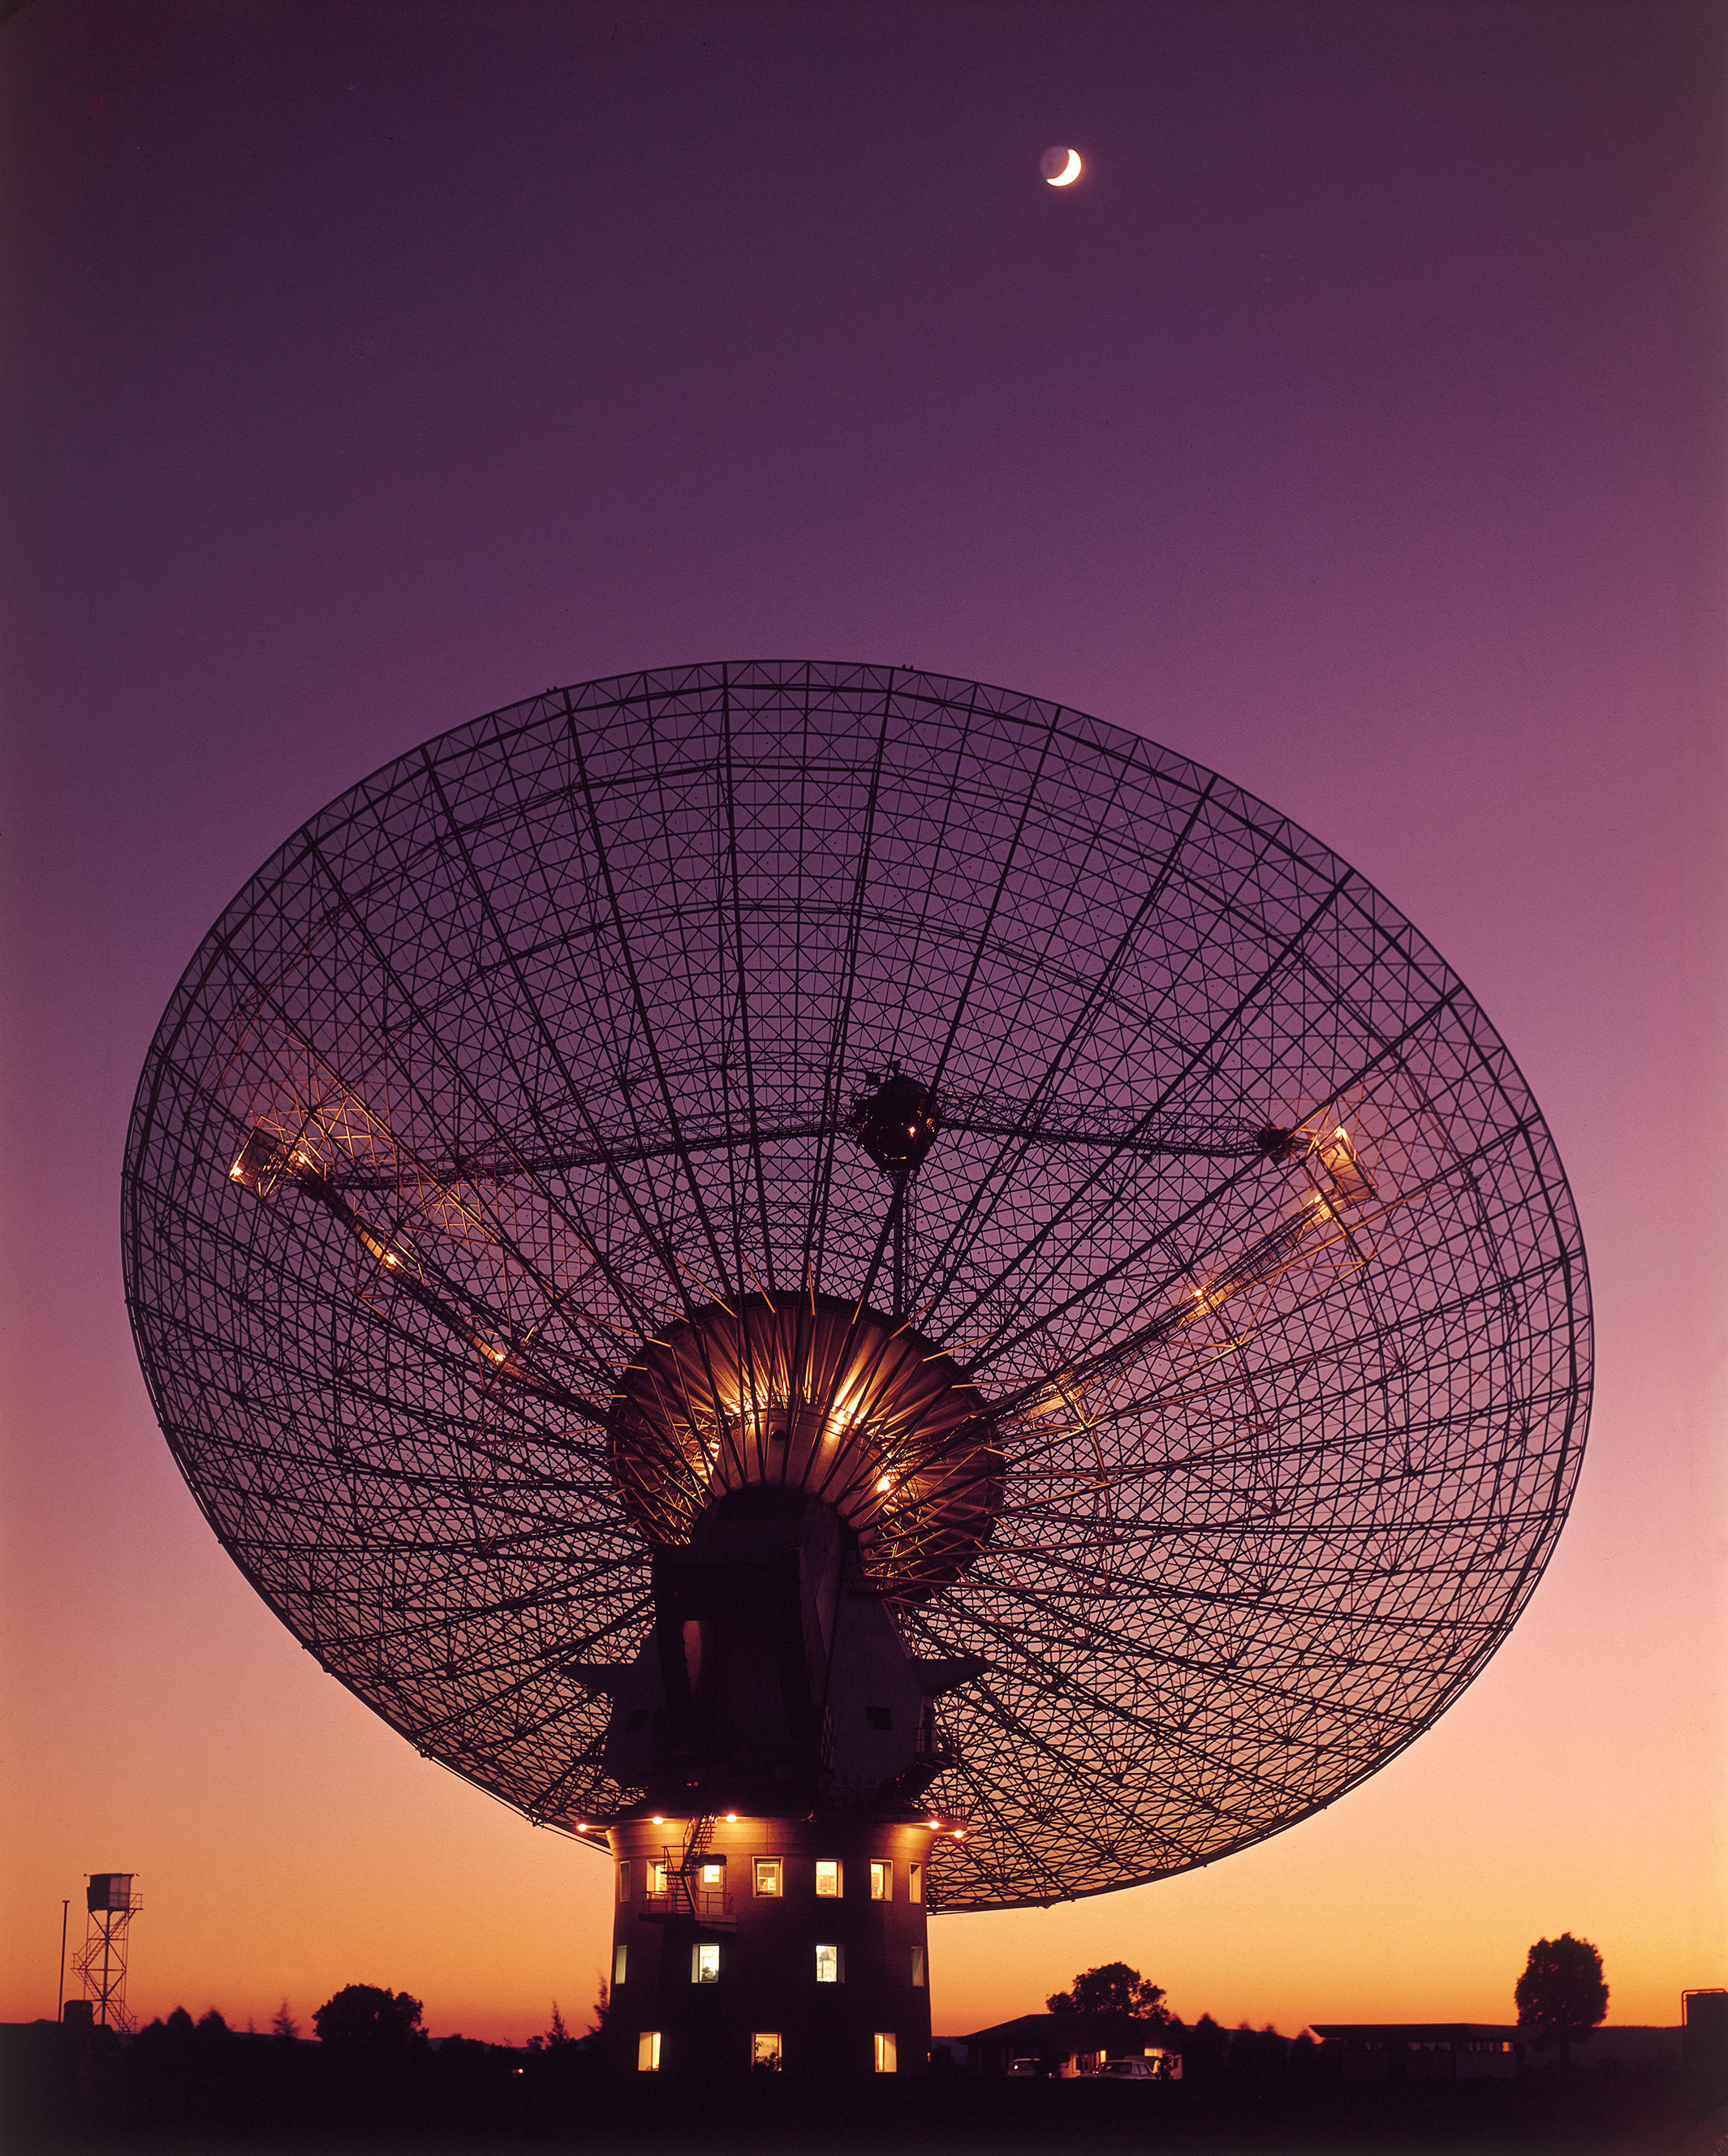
left=1092, top=2055, right=1167, bottom=2081
left=1006, top=2058, right=1043, bottom=2078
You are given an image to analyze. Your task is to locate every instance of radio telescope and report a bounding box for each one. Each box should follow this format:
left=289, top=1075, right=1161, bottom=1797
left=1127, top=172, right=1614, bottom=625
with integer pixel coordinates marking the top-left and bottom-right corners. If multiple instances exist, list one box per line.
left=123, top=662, right=1590, bottom=2076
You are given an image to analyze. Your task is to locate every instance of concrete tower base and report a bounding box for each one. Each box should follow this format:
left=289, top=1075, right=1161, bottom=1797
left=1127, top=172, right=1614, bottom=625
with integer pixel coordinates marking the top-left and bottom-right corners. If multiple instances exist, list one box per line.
left=607, top=1812, right=943, bottom=2079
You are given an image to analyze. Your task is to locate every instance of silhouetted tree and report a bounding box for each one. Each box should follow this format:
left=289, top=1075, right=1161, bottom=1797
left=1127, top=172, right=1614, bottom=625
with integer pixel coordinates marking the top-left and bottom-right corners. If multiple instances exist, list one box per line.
left=1045, top=1962, right=1170, bottom=2021
left=1288, top=2028, right=1323, bottom=2081
left=429, top=2029, right=513, bottom=2112
left=1226, top=2022, right=1289, bottom=2082
left=526, top=2002, right=576, bottom=2055
left=1183, top=2013, right=1230, bottom=2081
left=270, top=2001, right=299, bottom=2042
left=311, top=1984, right=426, bottom=2055
left=126, top=2003, right=266, bottom=2134
left=1515, top=1934, right=1608, bottom=2063
left=522, top=1993, right=605, bottom=2102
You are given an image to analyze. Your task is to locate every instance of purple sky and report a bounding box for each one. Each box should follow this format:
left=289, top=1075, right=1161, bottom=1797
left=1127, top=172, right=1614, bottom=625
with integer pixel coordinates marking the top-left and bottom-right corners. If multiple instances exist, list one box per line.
left=2, top=1, right=1722, bottom=2040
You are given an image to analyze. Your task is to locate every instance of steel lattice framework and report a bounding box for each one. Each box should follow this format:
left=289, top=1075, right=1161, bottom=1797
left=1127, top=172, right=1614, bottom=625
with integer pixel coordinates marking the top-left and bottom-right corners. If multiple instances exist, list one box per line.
left=123, top=662, right=1591, bottom=1910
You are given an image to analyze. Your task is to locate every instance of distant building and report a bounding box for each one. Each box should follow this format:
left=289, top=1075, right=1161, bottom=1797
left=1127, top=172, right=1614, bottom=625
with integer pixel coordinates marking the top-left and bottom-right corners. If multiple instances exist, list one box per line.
left=1312, top=2025, right=1519, bottom=2080
left=955, top=2012, right=1183, bottom=2078
left=1313, top=2023, right=1685, bottom=2080
left=1683, top=1991, right=1727, bottom=2076
left=1579, top=2026, right=1686, bottom=2069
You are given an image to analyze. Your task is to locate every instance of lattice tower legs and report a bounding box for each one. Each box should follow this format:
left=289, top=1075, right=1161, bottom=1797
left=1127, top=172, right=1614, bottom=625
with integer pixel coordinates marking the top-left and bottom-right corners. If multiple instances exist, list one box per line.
left=74, top=1904, right=138, bottom=2034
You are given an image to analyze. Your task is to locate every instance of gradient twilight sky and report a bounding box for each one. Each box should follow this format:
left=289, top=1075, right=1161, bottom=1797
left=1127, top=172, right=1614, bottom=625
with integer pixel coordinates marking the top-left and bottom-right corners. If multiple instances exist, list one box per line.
left=1, top=1, right=1722, bottom=2048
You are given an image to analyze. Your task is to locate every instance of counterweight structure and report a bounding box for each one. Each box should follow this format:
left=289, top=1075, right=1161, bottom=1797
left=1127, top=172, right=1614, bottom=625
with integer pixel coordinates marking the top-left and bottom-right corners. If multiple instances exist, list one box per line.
left=123, top=663, right=1592, bottom=2077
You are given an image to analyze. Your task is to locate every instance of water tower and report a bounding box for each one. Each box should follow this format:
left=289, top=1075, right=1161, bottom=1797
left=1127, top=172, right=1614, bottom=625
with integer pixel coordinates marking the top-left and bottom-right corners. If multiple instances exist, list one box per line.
left=75, top=1874, right=140, bottom=2033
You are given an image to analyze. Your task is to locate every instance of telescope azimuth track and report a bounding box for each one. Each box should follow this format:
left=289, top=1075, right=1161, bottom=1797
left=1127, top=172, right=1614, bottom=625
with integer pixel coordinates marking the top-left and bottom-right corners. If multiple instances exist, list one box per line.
left=123, top=661, right=1590, bottom=1913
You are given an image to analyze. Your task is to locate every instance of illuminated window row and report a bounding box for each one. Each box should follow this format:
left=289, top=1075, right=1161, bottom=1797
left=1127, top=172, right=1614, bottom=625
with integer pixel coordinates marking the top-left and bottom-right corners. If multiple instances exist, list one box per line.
left=618, top=1858, right=922, bottom=1902
left=636, top=2030, right=898, bottom=2073
left=613, top=1942, right=924, bottom=1986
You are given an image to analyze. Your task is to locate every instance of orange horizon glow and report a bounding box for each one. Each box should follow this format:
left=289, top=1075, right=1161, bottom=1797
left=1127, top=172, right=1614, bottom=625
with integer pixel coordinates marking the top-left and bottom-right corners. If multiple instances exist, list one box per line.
left=2, top=0, right=1721, bottom=2072
left=2, top=1543, right=1715, bottom=2049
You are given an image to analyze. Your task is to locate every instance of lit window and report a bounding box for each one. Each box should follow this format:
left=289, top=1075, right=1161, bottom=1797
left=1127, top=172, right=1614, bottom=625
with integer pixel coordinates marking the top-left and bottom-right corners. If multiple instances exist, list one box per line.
left=754, top=1858, right=782, bottom=1897
left=816, top=1859, right=842, bottom=1897
left=911, top=1947, right=925, bottom=1988
left=752, top=2033, right=782, bottom=2072
left=874, top=2031, right=898, bottom=2073
left=637, top=2030, right=661, bottom=2072
left=646, top=1860, right=670, bottom=1894
left=816, top=1943, right=842, bottom=1984
left=692, top=1942, right=720, bottom=1983
left=618, top=1861, right=631, bottom=1902
left=870, top=1861, right=891, bottom=1900
left=614, top=1943, right=628, bottom=1985
left=700, top=1861, right=724, bottom=1887
left=907, top=1861, right=922, bottom=1902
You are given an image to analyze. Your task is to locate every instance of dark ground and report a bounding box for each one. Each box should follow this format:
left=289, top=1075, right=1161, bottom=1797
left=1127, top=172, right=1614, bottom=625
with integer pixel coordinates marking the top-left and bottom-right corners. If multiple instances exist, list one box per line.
left=3, top=2020, right=1724, bottom=2156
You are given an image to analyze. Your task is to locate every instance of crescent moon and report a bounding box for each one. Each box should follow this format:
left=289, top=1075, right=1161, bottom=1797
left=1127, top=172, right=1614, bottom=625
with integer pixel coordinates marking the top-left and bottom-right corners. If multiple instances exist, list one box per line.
left=1046, top=148, right=1082, bottom=187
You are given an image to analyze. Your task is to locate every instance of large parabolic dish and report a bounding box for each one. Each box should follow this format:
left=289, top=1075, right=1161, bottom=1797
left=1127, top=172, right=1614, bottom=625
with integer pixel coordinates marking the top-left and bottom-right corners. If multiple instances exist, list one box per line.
left=123, top=662, right=1591, bottom=1910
